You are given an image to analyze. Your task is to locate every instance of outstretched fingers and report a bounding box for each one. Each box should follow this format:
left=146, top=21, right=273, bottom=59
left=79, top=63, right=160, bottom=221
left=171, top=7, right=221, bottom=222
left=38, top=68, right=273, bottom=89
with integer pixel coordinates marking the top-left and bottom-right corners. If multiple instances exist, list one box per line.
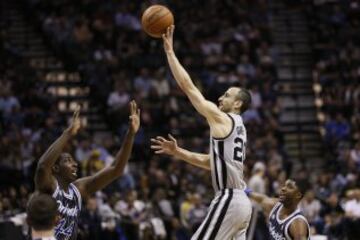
left=150, top=138, right=163, bottom=145
left=168, top=134, right=176, bottom=142
left=156, top=136, right=167, bottom=142
left=129, top=100, right=135, bottom=115
left=73, top=105, right=80, bottom=120
left=169, top=25, right=174, bottom=38
left=155, top=150, right=164, bottom=154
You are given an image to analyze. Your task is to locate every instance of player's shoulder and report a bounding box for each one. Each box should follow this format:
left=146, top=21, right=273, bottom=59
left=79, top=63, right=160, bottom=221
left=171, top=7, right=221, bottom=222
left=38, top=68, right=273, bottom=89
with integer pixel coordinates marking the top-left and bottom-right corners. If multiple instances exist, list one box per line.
left=291, top=214, right=309, bottom=225
left=288, top=214, right=310, bottom=239
left=228, top=113, right=245, bottom=125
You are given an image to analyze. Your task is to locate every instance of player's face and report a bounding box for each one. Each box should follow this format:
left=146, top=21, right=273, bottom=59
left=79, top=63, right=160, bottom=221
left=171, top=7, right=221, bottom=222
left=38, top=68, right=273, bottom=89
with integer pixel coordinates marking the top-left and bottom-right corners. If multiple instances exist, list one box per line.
left=57, top=153, right=78, bottom=182
left=218, top=87, right=240, bottom=113
left=279, top=179, right=301, bottom=204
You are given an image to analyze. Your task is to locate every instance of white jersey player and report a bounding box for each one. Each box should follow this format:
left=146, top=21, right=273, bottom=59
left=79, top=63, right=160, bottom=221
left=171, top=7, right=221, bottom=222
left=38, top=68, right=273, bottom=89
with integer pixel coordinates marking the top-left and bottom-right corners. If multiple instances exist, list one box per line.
left=151, top=25, right=253, bottom=239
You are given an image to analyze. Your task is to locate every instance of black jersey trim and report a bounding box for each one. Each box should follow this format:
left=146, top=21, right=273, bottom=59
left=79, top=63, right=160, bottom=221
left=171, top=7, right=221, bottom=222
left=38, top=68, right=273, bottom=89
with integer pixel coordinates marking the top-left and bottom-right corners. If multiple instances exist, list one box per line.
left=211, top=113, right=235, bottom=140
left=212, top=139, right=220, bottom=190
left=195, top=189, right=226, bottom=239
left=218, top=140, right=227, bottom=189
left=208, top=189, right=233, bottom=239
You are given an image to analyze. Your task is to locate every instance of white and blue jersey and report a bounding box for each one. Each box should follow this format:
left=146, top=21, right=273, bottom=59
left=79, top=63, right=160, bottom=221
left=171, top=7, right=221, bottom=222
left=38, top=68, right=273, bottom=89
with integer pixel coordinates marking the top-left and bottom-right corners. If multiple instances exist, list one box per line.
left=269, top=202, right=310, bottom=240
left=52, top=183, right=81, bottom=240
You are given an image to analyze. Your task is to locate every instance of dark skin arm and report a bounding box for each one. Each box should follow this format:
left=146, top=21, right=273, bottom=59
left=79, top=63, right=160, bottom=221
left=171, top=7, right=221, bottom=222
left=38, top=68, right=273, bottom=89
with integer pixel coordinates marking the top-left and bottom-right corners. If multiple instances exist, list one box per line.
left=289, top=218, right=309, bottom=240
left=248, top=191, right=278, bottom=216
left=74, top=101, right=140, bottom=199
left=35, top=107, right=81, bottom=194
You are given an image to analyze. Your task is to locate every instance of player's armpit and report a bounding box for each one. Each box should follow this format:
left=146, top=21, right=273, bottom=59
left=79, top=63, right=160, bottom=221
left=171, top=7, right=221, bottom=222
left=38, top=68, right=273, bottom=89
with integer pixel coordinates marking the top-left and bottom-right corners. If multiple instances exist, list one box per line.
left=261, top=198, right=278, bottom=215
left=34, top=166, right=56, bottom=194
left=165, top=51, right=225, bottom=123
left=186, top=87, right=225, bottom=122
left=73, top=169, right=113, bottom=199
left=249, top=191, right=278, bottom=215
left=289, top=218, right=309, bottom=240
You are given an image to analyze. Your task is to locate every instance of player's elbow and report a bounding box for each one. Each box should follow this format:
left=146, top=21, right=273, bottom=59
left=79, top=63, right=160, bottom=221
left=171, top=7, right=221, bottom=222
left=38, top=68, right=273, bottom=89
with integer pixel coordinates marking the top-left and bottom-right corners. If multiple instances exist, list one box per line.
left=109, top=165, right=125, bottom=178
left=178, top=77, right=195, bottom=90
left=35, top=162, right=51, bottom=175
left=201, top=158, right=211, bottom=171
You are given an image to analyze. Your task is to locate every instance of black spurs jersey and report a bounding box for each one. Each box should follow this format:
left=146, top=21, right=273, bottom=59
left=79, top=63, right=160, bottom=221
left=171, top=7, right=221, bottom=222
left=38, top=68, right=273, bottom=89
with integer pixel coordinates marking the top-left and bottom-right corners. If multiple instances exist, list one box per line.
left=210, top=113, right=247, bottom=192
left=52, top=183, right=82, bottom=240
left=268, top=203, right=310, bottom=240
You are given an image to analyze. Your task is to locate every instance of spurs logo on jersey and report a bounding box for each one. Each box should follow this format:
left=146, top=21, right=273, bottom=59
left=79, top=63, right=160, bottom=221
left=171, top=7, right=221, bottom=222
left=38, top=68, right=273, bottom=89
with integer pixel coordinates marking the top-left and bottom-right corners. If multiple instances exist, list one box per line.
left=269, top=203, right=310, bottom=240
left=52, top=183, right=81, bottom=240
left=210, top=113, right=247, bottom=192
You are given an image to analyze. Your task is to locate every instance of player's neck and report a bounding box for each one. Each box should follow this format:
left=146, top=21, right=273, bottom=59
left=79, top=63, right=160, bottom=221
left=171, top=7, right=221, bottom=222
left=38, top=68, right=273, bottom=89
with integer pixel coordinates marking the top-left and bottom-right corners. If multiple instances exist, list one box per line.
left=282, top=202, right=298, bottom=215
left=32, top=229, right=55, bottom=238
left=57, top=178, right=71, bottom=192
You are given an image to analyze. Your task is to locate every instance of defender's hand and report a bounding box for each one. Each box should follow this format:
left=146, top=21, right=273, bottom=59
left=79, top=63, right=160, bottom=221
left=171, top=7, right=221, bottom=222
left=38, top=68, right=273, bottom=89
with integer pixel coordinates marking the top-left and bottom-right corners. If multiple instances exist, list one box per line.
left=66, top=106, right=81, bottom=136
left=129, top=100, right=140, bottom=134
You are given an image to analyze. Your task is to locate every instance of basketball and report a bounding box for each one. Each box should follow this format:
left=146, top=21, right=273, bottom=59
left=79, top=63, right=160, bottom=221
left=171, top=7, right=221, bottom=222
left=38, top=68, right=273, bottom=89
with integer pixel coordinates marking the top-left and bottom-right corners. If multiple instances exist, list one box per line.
left=141, top=5, right=174, bottom=38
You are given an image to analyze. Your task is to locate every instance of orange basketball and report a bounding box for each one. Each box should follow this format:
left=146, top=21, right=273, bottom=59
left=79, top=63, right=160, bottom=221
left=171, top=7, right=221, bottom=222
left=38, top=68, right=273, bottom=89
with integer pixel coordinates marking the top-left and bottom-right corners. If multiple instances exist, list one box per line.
left=141, top=5, right=174, bottom=38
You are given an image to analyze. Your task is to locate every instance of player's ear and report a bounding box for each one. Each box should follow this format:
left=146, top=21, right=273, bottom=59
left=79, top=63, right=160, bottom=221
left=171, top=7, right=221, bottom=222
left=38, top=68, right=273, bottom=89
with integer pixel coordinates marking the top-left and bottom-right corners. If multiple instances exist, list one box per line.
left=296, top=191, right=302, bottom=200
left=52, top=164, right=59, bottom=174
left=234, top=100, right=242, bottom=112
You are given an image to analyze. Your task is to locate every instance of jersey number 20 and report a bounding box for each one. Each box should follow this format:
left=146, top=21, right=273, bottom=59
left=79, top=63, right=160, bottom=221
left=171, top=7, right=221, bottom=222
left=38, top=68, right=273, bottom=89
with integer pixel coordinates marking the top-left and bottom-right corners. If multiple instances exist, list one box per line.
left=233, top=137, right=245, bottom=162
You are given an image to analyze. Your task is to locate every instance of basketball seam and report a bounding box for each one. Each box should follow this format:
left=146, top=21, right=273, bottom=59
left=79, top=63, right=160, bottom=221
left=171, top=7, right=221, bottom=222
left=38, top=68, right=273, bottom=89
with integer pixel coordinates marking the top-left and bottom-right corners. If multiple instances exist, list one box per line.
left=143, top=6, right=164, bottom=25
left=144, top=12, right=173, bottom=33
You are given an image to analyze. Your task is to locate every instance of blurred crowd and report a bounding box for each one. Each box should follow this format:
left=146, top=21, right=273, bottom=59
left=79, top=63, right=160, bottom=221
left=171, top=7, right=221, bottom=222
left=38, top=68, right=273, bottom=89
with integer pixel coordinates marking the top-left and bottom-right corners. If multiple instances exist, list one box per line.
left=309, top=0, right=360, bottom=238
left=0, top=0, right=359, bottom=239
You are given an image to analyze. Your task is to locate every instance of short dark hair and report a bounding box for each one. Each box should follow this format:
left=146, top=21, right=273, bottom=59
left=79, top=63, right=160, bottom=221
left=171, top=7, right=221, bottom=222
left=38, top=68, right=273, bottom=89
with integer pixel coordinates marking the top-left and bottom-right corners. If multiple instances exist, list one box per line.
left=27, top=193, right=58, bottom=231
left=295, top=180, right=308, bottom=199
left=237, top=88, right=252, bottom=113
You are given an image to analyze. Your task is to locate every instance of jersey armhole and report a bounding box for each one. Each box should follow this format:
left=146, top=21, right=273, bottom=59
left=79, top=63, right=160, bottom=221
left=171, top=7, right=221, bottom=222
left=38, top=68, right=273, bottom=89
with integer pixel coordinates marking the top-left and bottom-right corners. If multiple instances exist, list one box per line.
left=212, top=113, right=235, bottom=140
left=284, top=215, right=310, bottom=240
left=268, top=202, right=280, bottom=220
left=70, top=183, right=82, bottom=211
left=52, top=181, right=59, bottom=198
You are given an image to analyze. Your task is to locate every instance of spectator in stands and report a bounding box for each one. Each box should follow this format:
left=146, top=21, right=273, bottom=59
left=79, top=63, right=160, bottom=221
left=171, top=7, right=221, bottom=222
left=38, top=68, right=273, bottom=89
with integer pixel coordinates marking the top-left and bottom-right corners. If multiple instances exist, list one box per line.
left=78, top=197, right=102, bottom=240
left=26, top=193, right=58, bottom=240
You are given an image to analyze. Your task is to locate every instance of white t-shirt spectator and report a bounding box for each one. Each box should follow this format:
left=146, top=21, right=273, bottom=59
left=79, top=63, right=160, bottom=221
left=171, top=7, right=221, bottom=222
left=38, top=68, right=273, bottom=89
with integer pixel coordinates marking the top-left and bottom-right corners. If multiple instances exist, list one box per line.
left=107, top=90, right=130, bottom=110
left=345, top=199, right=360, bottom=218
left=0, top=95, right=20, bottom=114
left=152, top=78, right=170, bottom=97
left=300, top=198, right=322, bottom=222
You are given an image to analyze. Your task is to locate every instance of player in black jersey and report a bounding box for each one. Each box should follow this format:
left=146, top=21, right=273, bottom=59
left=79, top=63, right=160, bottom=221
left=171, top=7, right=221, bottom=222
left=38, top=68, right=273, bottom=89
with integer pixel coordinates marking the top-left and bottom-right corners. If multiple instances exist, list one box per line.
left=34, top=101, right=140, bottom=240
left=27, top=193, right=58, bottom=240
left=248, top=179, right=310, bottom=240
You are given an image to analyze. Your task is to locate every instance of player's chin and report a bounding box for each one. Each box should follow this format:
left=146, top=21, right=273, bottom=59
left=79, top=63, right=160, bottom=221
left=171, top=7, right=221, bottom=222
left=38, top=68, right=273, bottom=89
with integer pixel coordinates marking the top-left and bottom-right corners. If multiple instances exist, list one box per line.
left=279, top=195, right=286, bottom=203
left=69, top=172, right=78, bottom=181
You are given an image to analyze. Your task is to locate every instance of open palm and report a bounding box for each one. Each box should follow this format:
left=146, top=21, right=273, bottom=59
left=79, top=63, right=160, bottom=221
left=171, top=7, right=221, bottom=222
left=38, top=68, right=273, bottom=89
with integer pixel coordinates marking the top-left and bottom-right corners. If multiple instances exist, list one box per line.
left=150, top=134, right=178, bottom=155
left=129, top=100, right=140, bottom=134
left=66, top=105, right=81, bottom=136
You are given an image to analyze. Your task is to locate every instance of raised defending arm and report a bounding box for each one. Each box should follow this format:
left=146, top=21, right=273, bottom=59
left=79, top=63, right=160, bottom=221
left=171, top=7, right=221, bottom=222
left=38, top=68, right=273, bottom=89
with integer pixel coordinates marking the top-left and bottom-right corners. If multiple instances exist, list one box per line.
left=247, top=191, right=278, bottom=215
left=75, top=101, right=140, bottom=199
left=35, top=107, right=81, bottom=193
